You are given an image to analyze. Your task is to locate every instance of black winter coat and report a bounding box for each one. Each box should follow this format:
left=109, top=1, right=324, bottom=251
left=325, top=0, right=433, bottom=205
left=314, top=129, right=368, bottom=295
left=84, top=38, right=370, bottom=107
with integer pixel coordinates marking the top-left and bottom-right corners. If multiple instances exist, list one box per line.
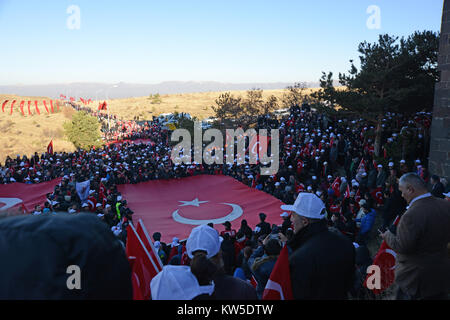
left=288, top=220, right=355, bottom=300
left=0, top=213, right=132, bottom=299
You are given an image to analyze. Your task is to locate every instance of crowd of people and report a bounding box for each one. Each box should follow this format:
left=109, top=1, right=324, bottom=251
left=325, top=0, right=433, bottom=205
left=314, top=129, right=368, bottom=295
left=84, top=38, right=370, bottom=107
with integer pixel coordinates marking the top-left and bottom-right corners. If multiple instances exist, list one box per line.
left=1, top=102, right=449, bottom=300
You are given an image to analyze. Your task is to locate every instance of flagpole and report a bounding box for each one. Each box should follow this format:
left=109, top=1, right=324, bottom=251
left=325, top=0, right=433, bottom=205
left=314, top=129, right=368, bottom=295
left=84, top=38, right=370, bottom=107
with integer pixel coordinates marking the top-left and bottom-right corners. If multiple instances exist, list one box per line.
left=129, top=222, right=160, bottom=274
left=138, top=219, right=164, bottom=270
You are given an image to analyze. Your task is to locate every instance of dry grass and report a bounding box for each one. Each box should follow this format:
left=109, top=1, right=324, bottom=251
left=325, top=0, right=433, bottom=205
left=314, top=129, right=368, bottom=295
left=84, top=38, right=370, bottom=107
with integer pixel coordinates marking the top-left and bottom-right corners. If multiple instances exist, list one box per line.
left=0, top=94, right=76, bottom=163
left=90, top=88, right=321, bottom=120
left=0, top=88, right=323, bottom=162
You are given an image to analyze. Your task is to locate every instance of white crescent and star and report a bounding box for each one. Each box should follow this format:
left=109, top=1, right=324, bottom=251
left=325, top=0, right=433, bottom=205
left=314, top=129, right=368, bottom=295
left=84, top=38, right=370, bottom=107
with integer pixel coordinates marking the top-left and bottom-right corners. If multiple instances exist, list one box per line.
left=0, top=198, right=23, bottom=211
left=172, top=198, right=243, bottom=225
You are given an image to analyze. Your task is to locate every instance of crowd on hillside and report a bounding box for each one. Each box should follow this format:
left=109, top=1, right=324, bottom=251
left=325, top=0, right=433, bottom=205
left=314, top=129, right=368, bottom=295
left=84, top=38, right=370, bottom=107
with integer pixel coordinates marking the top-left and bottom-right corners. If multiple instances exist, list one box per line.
left=1, top=103, right=449, bottom=299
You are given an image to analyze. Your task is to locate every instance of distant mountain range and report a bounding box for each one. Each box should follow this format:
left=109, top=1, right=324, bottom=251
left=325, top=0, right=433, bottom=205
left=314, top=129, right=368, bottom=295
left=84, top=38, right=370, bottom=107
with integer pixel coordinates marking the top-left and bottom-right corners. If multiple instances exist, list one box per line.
left=0, top=81, right=321, bottom=99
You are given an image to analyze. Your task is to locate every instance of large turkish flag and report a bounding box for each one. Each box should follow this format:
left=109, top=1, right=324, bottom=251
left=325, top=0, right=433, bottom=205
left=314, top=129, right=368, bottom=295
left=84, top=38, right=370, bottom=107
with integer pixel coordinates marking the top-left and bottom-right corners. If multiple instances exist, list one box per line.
left=118, top=175, right=285, bottom=242
left=0, top=179, right=62, bottom=213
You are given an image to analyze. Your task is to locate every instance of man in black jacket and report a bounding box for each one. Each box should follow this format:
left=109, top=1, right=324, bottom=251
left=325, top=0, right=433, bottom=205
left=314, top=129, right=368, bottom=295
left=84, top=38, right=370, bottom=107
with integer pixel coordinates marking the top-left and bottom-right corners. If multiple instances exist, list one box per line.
left=0, top=213, right=132, bottom=299
left=430, top=175, right=445, bottom=199
left=281, top=192, right=355, bottom=299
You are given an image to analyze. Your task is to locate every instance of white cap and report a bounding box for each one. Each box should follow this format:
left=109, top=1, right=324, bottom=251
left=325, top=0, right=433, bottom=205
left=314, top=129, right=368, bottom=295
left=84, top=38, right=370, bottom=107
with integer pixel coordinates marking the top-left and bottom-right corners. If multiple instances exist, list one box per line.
left=150, top=265, right=214, bottom=300
left=281, top=193, right=326, bottom=219
left=171, top=237, right=180, bottom=247
left=186, top=225, right=221, bottom=259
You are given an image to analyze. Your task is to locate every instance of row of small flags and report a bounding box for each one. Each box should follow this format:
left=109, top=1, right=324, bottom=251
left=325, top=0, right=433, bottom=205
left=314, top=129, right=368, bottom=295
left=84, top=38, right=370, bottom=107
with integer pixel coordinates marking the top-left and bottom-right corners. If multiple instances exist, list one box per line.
left=60, top=95, right=93, bottom=105
left=1, top=100, right=60, bottom=116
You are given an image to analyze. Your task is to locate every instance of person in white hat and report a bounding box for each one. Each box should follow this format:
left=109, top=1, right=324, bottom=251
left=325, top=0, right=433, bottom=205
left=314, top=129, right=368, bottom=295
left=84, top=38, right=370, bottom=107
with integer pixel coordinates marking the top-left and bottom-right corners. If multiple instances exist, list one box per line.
left=443, top=191, right=450, bottom=201
left=150, top=265, right=215, bottom=300
left=185, top=225, right=257, bottom=300
left=280, top=193, right=355, bottom=299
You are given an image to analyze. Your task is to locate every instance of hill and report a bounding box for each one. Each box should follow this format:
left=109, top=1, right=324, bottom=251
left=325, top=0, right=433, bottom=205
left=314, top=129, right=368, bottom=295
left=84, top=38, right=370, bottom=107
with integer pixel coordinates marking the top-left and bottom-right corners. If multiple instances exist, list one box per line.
left=0, top=94, right=76, bottom=163
left=91, top=88, right=320, bottom=120
left=0, top=88, right=321, bottom=162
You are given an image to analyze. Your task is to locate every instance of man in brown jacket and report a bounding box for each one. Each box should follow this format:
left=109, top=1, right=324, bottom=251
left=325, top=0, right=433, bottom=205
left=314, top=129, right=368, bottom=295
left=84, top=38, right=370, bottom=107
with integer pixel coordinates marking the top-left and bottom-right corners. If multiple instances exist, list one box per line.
left=381, top=173, right=450, bottom=300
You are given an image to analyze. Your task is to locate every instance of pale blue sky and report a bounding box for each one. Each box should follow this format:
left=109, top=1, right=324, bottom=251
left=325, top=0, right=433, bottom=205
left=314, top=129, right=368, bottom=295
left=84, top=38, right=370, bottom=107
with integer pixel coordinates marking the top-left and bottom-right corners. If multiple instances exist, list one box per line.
left=0, top=0, right=444, bottom=85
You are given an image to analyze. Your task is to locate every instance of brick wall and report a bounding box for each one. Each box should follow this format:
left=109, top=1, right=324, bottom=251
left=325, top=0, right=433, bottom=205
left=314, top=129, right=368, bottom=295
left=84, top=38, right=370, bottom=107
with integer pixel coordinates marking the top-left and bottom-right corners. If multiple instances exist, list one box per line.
left=429, top=0, right=450, bottom=179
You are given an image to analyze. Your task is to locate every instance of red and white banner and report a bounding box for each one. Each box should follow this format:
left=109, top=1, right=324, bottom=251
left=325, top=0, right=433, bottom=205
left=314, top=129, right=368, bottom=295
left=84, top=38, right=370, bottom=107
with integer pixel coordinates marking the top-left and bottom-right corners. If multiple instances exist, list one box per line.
left=0, top=178, right=62, bottom=213
left=126, top=223, right=160, bottom=300
left=365, top=215, right=401, bottom=294
left=262, top=244, right=293, bottom=300
left=370, top=187, right=384, bottom=205
left=118, top=175, right=285, bottom=242
left=136, top=219, right=164, bottom=271
left=47, top=140, right=54, bottom=155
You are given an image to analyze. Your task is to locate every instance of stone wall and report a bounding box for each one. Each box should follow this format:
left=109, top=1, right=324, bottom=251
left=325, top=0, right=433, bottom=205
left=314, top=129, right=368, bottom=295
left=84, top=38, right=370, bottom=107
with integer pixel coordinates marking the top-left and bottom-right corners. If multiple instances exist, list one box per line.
left=429, top=0, right=450, bottom=179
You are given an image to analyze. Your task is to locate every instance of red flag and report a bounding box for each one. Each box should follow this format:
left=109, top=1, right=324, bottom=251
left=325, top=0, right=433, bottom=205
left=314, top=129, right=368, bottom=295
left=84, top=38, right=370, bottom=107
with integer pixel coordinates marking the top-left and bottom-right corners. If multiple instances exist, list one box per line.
left=19, top=101, right=25, bottom=116
left=262, top=244, right=293, bottom=300
left=364, top=216, right=401, bottom=294
left=128, top=256, right=145, bottom=300
left=250, top=275, right=258, bottom=289
left=47, top=140, right=53, bottom=155
left=358, top=159, right=365, bottom=171
left=180, top=244, right=189, bottom=265
left=118, top=175, right=285, bottom=242
left=168, top=245, right=179, bottom=262
left=355, top=189, right=361, bottom=203
left=344, top=184, right=350, bottom=199
left=331, top=177, right=341, bottom=198
left=27, top=101, right=32, bottom=115
left=0, top=178, right=62, bottom=213
left=34, top=101, right=40, bottom=115
left=370, top=187, right=383, bottom=205
left=43, top=101, right=49, bottom=113
left=10, top=100, right=16, bottom=115
left=1, top=100, right=9, bottom=112
left=126, top=223, right=159, bottom=300
left=247, top=134, right=271, bottom=158
left=136, top=219, right=163, bottom=271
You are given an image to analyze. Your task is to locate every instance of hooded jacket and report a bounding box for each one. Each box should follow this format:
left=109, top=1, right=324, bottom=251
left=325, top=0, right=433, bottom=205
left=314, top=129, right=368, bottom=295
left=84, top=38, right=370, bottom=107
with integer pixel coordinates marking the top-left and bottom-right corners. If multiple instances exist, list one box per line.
left=0, top=213, right=132, bottom=299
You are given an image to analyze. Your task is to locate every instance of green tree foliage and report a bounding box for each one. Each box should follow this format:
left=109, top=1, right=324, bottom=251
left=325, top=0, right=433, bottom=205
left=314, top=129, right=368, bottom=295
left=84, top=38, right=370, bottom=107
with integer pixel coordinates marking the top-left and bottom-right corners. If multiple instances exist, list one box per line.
left=63, top=111, right=103, bottom=150
left=211, top=92, right=243, bottom=120
left=311, top=31, right=439, bottom=156
left=281, top=82, right=308, bottom=109
left=242, top=89, right=264, bottom=116
left=313, top=31, right=439, bottom=115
